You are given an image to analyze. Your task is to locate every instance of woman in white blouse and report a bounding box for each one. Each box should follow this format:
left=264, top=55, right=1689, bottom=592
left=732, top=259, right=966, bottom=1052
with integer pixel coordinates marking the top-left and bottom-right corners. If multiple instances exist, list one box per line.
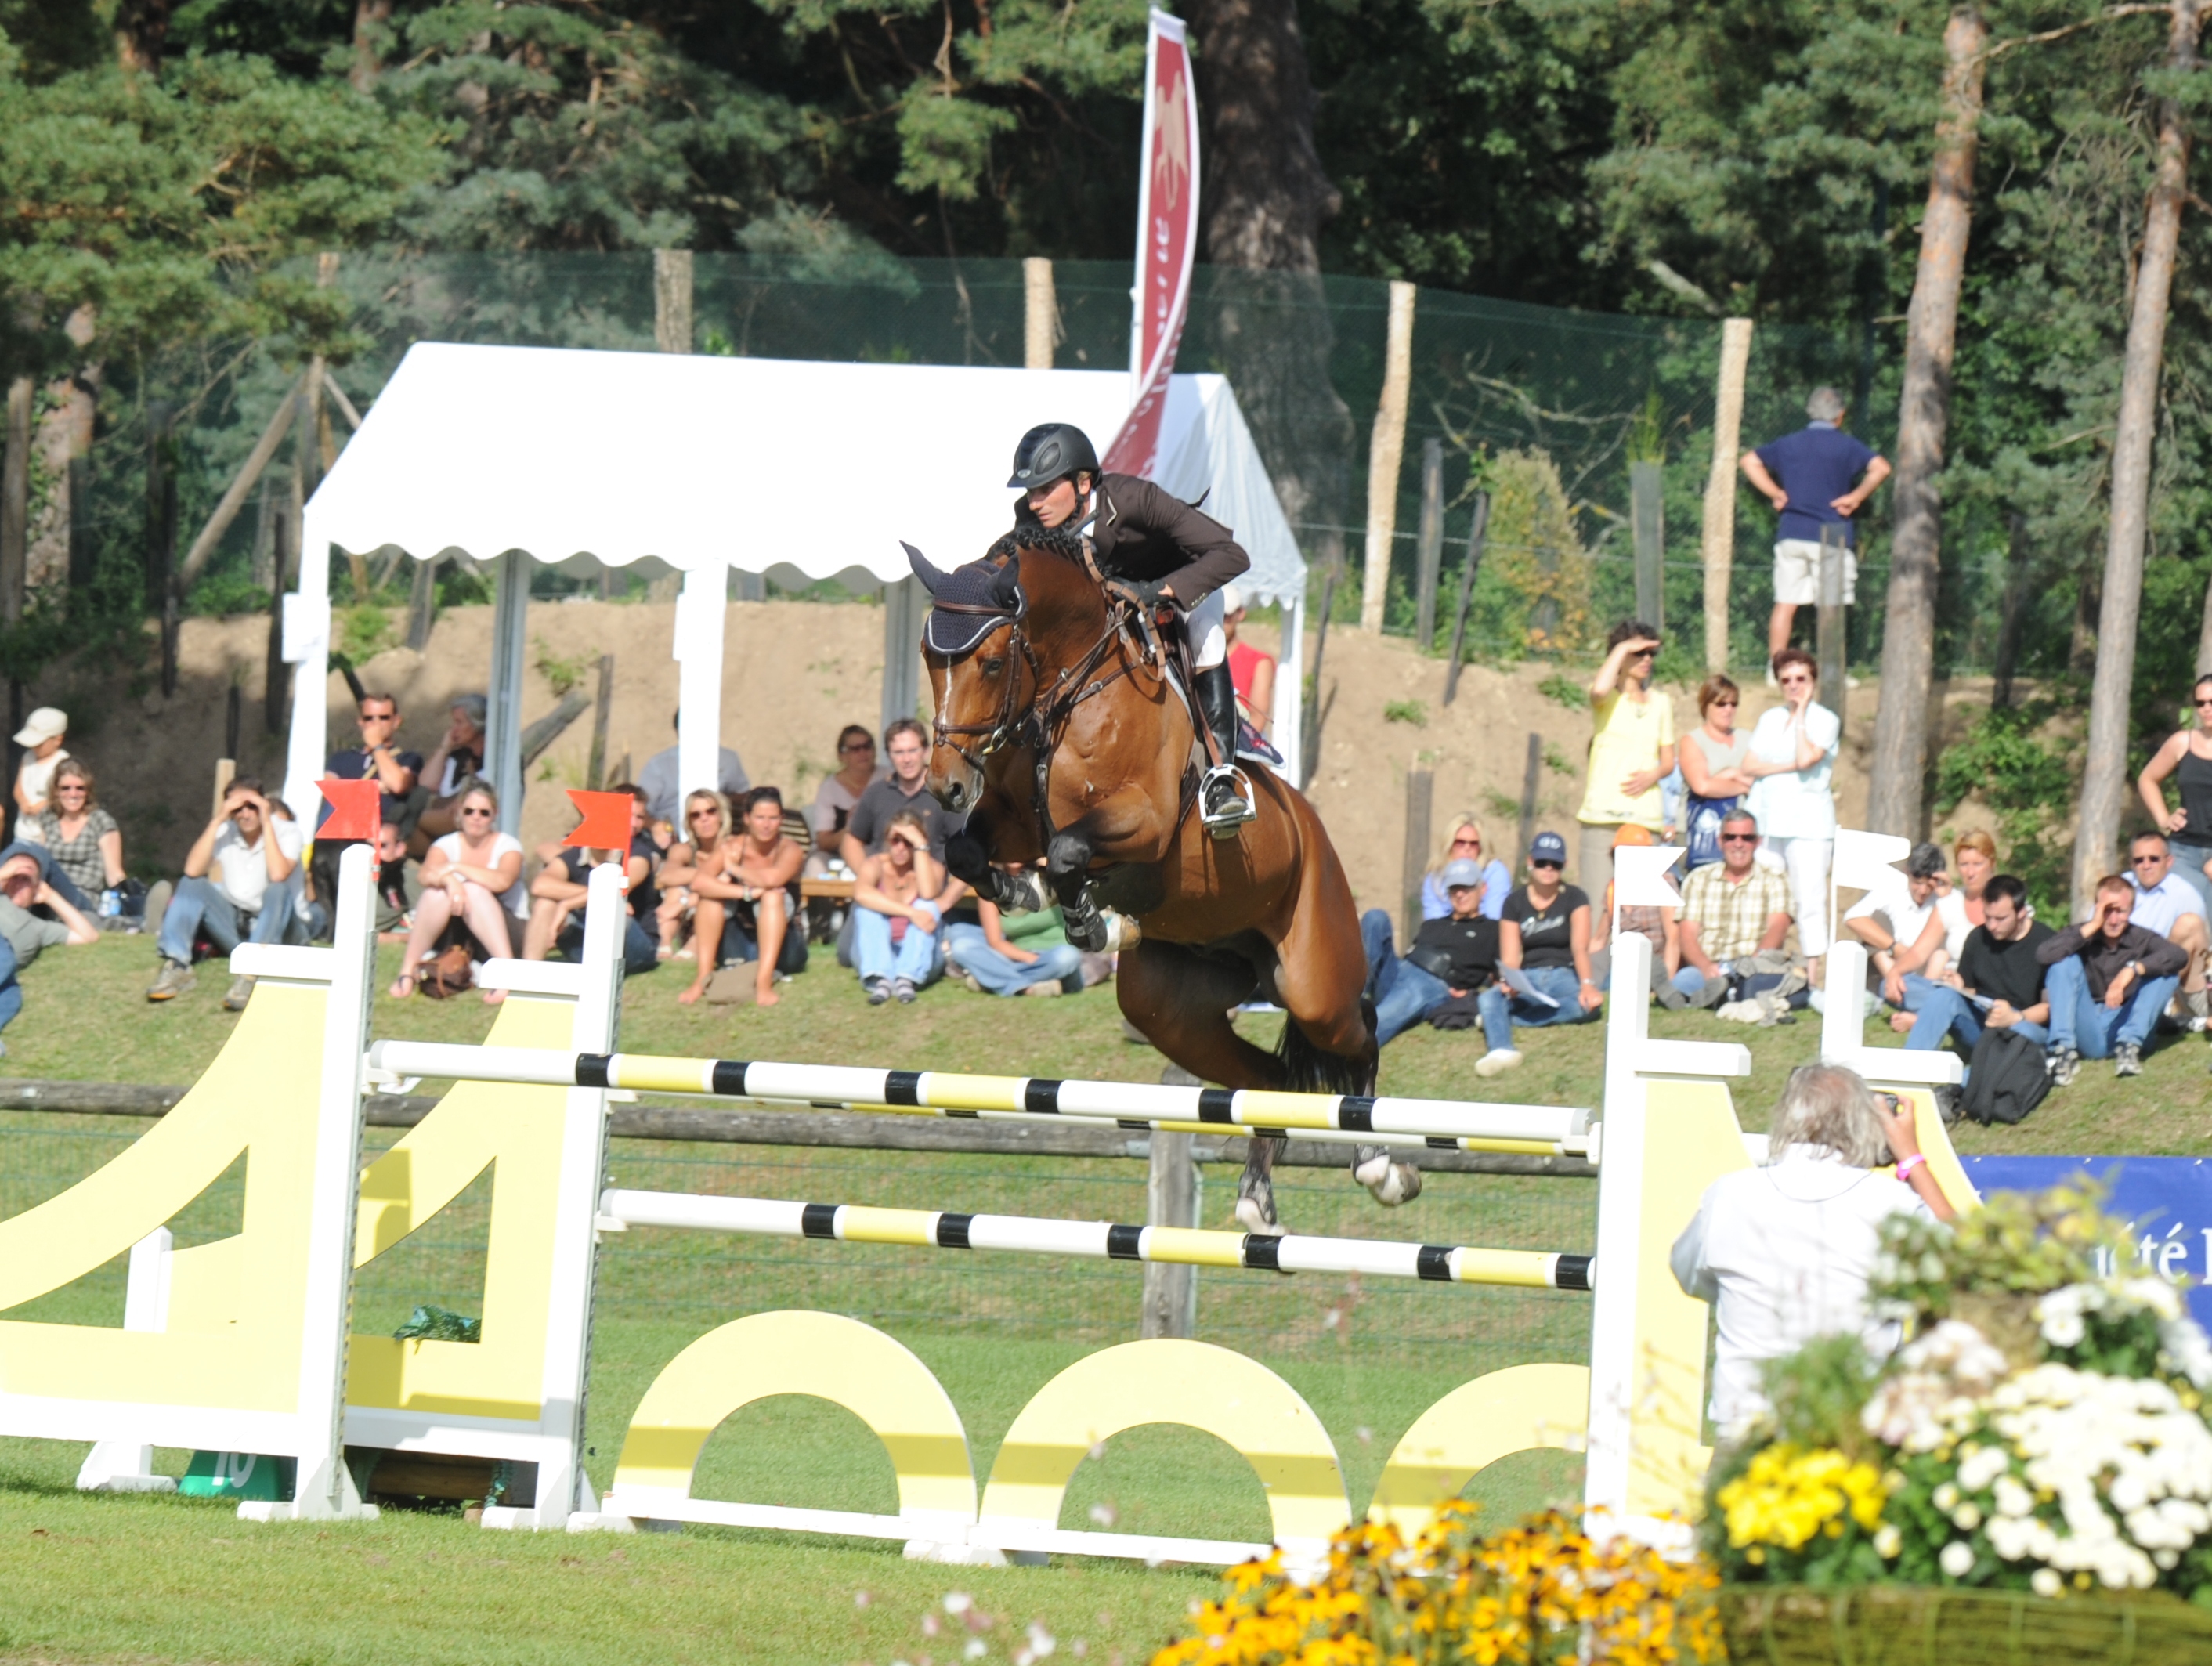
left=1742, top=648, right=1842, bottom=982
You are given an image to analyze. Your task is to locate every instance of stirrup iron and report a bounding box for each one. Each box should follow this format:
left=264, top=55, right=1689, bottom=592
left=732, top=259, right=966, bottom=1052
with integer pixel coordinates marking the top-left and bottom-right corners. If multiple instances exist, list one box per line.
left=1201, top=763, right=1258, bottom=838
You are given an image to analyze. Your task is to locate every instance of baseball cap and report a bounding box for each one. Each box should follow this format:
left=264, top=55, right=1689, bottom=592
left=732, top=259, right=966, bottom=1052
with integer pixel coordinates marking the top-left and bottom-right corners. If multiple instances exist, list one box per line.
left=1440, top=857, right=1484, bottom=890
left=13, top=707, right=64, bottom=747
left=1529, top=830, right=1567, bottom=866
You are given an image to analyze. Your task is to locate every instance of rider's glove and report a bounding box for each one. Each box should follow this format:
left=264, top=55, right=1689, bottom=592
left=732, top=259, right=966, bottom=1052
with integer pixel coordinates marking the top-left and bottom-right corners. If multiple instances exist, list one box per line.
left=1107, top=576, right=1174, bottom=612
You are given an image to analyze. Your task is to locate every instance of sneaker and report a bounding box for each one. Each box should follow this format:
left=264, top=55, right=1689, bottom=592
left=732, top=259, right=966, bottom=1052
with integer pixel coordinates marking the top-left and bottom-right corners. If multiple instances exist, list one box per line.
left=891, top=977, right=918, bottom=1004
left=952, top=967, right=985, bottom=995
left=2046, top=1043, right=2080, bottom=1087
left=144, top=879, right=172, bottom=938
left=145, top=959, right=194, bottom=1002
left=2115, top=1041, right=2144, bottom=1078
left=864, top=975, right=891, bottom=1006
left=2189, top=988, right=2210, bottom=1021
left=1655, top=984, right=1692, bottom=1012
left=222, top=974, right=255, bottom=1012
left=1474, top=1047, right=1523, bottom=1078
left=1017, top=980, right=1062, bottom=998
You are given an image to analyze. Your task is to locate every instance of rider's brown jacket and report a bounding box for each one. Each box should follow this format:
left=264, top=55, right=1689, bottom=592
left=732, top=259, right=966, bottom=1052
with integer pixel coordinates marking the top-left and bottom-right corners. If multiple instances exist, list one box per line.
left=1019, top=473, right=1250, bottom=605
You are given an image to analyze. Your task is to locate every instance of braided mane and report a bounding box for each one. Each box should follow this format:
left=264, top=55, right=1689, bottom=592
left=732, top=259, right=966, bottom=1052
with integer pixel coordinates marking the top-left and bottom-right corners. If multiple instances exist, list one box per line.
left=986, top=522, right=1088, bottom=564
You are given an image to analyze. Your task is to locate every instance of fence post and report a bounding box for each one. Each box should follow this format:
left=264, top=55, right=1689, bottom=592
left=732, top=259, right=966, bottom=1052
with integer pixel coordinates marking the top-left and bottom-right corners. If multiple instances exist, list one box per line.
left=1630, top=460, right=1664, bottom=633
left=587, top=653, right=614, bottom=790
left=1024, top=258, right=1057, bottom=370
left=1441, top=493, right=1489, bottom=707
left=1700, top=318, right=1754, bottom=672
left=654, top=249, right=695, bottom=355
left=1300, top=567, right=1338, bottom=784
left=1360, top=280, right=1417, bottom=632
left=1401, top=764, right=1434, bottom=946
left=1818, top=523, right=1847, bottom=719
left=1516, top=732, right=1542, bottom=862
left=1139, top=1132, right=1198, bottom=1340
left=1414, top=438, right=1444, bottom=649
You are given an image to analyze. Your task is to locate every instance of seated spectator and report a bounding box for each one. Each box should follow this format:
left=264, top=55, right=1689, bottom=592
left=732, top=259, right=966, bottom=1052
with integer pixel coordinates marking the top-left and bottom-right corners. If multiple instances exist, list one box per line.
left=840, top=719, right=952, bottom=870
left=2036, top=873, right=2187, bottom=1081
left=524, top=784, right=659, bottom=976
left=145, top=777, right=305, bottom=1010
left=945, top=876, right=1085, bottom=997
left=1671, top=1064, right=1953, bottom=1433
left=638, top=711, right=750, bottom=829
left=1361, top=858, right=1501, bottom=1046
left=1953, top=830, right=1996, bottom=930
left=1843, top=842, right=1963, bottom=1030
left=853, top=809, right=943, bottom=1004
left=1679, top=676, right=1755, bottom=871
left=809, top=725, right=880, bottom=876
left=11, top=706, right=69, bottom=840
left=1223, top=584, right=1278, bottom=750
left=2126, top=829, right=2210, bottom=1020
left=681, top=786, right=808, bottom=1006
left=0, top=847, right=96, bottom=1053
left=1906, top=873, right=2052, bottom=1054
left=1474, top=831, right=1602, bottom=1076
left=1660, top=810, right=1791, bottom=1010
left=653, top=790, right=730, bottom=959
left=389, top=780, right=523, bottom=1005
left=318, top=692, right=422, bottom=914
left=410, top=694, right=487, bottom=853
left=373, top=821, right=416, bottom=943
left=1593, top=823, right=1679, bottom=991
left=31, top=759, right=123, bottom=904
left=1419, top=815, right=1513, bottom=922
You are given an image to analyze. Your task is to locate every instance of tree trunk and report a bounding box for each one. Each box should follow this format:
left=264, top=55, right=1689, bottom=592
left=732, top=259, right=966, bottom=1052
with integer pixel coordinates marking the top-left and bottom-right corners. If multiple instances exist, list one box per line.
left=112, top=0, right=173, bottom=74
left=1994, top=509, right=2032, bottom=707
left=351, top=0, right=396, bottom=92
left=2073, top=0, right=2206, bottom=918
left=1183, top=0, right=1353, bottom=580
left=27, top=307, right=96, bottom=600
left=1867, top=5, right=1988, bottom=838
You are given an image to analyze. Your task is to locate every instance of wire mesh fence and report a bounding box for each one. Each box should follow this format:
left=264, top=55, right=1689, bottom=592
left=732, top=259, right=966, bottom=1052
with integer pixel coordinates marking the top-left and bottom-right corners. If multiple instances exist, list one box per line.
left=0, top=1111, right=1594, bottom=1383
left=60, top=248, right=2055, bottom=681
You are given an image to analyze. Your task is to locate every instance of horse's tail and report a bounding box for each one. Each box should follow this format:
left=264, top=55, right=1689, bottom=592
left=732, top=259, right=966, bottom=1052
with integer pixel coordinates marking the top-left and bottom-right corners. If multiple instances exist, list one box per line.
left=1274, top=996, right=1379, bottom=1099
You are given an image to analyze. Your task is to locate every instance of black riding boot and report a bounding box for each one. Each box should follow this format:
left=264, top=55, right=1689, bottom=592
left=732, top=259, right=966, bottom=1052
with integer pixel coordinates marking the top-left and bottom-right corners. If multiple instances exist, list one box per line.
left=1197, top=663, right=1255, bottom=833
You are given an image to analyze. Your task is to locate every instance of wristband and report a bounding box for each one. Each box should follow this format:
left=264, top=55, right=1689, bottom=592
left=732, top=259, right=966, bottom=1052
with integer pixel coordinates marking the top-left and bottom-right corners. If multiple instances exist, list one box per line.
left=1896, top=1152, right=1927, bottom=1184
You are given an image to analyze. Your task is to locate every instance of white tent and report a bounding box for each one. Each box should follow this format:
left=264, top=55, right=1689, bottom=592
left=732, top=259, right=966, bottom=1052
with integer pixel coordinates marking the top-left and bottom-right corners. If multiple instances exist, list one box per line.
left=287, top=342, right=1308, bottom=830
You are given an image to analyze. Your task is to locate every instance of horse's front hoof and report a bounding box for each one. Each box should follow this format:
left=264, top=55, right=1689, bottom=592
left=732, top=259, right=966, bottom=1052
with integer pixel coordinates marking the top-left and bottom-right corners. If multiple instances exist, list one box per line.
left=1234, top=1174, right=1285, bottom=1236
left=1366, top=1162, right=1422, bottom=1207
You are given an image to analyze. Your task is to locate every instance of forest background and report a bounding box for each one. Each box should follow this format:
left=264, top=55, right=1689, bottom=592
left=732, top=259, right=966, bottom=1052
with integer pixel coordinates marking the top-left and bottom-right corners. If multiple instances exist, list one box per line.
left=0, top=0, right=2208, bottom=885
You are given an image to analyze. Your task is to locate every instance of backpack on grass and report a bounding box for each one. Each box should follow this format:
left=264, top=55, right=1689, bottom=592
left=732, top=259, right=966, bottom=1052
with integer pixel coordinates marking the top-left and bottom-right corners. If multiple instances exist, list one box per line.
left=1959, top=1025, right=2051, bottom=1126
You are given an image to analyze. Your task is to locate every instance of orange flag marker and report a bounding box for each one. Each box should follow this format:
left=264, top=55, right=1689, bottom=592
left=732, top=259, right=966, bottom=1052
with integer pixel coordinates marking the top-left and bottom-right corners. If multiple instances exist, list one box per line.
left=563, top=790, right=634, bottom=851
left=316, top=778, right=381, bottom=843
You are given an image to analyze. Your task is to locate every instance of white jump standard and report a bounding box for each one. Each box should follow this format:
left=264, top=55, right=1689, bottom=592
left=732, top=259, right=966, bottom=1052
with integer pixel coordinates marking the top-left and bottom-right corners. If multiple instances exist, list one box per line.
left=598, top=1191, right=1598, bottom=1291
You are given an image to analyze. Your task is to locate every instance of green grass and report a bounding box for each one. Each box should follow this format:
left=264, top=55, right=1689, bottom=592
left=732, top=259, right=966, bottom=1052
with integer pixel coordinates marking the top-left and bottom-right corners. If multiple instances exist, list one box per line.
left=2, top=934, right=2206, bottom=1662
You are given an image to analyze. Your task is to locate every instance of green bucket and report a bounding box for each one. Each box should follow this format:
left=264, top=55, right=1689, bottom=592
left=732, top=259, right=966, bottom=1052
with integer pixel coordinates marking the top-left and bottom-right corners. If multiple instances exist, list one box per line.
left=179, top=1451, right=295, bottom=1502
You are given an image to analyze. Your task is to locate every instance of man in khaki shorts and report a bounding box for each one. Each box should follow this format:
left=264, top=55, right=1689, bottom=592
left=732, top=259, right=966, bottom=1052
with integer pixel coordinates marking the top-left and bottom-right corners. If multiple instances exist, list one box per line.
left=1739, top=387, right=1891, bottom=670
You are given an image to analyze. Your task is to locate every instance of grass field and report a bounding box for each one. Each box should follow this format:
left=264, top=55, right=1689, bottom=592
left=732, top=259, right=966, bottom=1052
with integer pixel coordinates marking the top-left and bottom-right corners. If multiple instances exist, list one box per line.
left=3, top=933, right=2207, bottom=1664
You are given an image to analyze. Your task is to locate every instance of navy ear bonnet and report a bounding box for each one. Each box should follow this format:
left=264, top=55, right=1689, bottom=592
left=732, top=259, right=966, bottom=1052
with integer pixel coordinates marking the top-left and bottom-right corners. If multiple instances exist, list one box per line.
left=905, top=541, right=1022, bottom=654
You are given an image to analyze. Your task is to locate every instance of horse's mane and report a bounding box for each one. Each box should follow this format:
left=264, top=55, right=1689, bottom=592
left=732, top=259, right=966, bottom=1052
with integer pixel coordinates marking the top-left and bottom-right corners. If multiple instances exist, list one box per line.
left=985, top=522, right=1088, bottom=565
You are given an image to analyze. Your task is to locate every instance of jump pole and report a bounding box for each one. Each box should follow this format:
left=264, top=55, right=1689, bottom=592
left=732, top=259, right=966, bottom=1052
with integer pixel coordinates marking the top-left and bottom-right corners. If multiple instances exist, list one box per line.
left=598, top=1191, right=1596, bottom=1291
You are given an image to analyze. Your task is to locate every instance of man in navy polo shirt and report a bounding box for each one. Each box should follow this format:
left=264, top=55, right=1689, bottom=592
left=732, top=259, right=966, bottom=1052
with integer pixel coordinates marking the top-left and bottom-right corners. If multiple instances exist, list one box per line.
left=1740, top=387, right=1891, bottom=668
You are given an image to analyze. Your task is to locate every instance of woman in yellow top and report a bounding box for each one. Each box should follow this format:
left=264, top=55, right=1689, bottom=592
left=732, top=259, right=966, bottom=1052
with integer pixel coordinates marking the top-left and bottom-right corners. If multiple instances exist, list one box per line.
left=1577, top=620, right=1675, bottom=898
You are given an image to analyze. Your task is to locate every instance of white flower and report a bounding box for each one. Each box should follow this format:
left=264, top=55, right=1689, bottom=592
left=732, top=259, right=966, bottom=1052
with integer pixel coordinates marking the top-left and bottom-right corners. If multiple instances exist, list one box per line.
left=1933, top=1483, right=1961, bottom=1512
left=1994, top=1476, right=2035, bottom=1519
left=1959, top=1446, right=2011, bottom=1491
left=1874, top=1524, right=1902, bottom=1558
left=1953, top=1503, right=1983, bottom=1531
left=1939, top=1541, right=1975, bottom=1578
left=2031, top=1568, right=2062, bottom=1598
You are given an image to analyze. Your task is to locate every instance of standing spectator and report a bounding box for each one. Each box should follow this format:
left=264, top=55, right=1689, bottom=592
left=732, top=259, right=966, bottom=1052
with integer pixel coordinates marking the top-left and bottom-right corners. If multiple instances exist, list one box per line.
left=1476, top=831, right=1602, bottom=1076
left=1361, top=858, right=1501, bottom=1046
left=145, top=777, right=304, bottom=1010
left=523, top=784, right=658, bottom=975
left=389, top=781, right=523, bottom=1004
left=2127, top=830, right=2210, bottom=1018
left=945, top=884, right=1084, bottom=998
left=1592, top=824, right=1679, bottom=991
left=2137, top=670, right=2212, bottom=922
left=1574, top=621, right=1675, bottom=899
left=10, top=707, right=69, bottom=842
left=852, top=808, right=943, bottom=1004
left=0, top=849, right=97, bottom=1053
left=654, top=790, right=730, bottom=959
left=638, top=711, right=750, bottom=828
left=373, top=821, right=416, bottom=942
left=1844, top=842, right=1958, bottom=1030
left=1738, top=387, right=1892, bottom=665
left=1222, top=583, right=1277, bottom=738
left=1419, top=815, right=1513, bottom=922
left=681, top=786, right=808, bottom=1007
left=1907, top=874, right=2053, bottom=1055
left=1744, top=648, right=1842, bottom=982
left=809, top=725, right=880, bottom=873
left=2036, top=873, right=2187, bottom=1081
left=841, top=719, right=952, bottom=867
left=1672, top=1065, right=1950, bottom=1434
left=31, top=760, right=123, bottom=902
left=1679, top=676, right=1755, bottom=872
left=1661, top=810, right=1793, bottom=1010
left=411, top=694, right=487, bottom=851
left=319, top=693, right=422, bottom=913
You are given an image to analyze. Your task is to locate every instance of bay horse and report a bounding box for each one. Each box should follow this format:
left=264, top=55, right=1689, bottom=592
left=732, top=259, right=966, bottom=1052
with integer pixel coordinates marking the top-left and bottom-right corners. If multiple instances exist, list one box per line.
left=903, top=529, right=1419, bottom=1230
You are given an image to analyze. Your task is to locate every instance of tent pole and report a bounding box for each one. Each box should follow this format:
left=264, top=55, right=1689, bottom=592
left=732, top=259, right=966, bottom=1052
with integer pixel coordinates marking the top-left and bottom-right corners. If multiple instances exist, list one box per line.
left=280, top=508, right=335, bottom=827
left=880, top=576, right=923, bottom=738
left=486, top=551, right=530, bottom=835
left=1273, top=594, right=1304, bottom=791
left=675, top=559, right=728, bottom=808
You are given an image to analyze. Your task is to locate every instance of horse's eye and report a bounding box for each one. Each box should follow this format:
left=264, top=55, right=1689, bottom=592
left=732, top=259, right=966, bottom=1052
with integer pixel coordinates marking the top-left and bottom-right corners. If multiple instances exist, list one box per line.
left=981, top=657, right=1005, bottom=675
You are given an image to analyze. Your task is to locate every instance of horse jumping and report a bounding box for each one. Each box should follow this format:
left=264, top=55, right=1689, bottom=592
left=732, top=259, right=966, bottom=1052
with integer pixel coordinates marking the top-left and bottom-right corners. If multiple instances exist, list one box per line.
left=905, top=529, right=1419, bottom=1229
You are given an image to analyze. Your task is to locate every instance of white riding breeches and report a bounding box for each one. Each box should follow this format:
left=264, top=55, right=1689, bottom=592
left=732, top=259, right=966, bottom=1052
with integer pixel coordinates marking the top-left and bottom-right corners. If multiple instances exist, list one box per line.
left=1189, top=589, right=1227, bottom=670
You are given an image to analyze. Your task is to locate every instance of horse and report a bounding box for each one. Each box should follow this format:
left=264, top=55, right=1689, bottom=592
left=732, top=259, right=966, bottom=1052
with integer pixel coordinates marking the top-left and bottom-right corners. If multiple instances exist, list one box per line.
left=903, top=529, right=1419, bottom=1230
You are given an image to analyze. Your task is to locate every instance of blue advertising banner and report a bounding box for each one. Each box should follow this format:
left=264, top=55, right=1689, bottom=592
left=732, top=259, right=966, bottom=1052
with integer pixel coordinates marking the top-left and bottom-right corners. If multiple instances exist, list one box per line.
left=1962, top=1156, right=2212, bottom=1333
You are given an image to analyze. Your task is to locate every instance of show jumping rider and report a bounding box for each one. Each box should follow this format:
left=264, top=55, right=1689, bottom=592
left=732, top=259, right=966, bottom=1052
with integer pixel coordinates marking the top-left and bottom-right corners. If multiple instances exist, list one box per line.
left=1007, top=422, right=1256, bottom=835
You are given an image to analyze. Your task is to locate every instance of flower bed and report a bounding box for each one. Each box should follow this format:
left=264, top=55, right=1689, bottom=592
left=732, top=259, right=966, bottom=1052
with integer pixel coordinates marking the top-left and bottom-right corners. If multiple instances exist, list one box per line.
left=1719, top=1583, right=2212, bottom=1663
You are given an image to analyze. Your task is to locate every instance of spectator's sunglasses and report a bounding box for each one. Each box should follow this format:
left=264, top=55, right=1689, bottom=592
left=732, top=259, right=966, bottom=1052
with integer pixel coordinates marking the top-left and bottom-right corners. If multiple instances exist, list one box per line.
left=358, top=708, right=397, bottom=725
left=1451, top=834, right=1481, bottom=849
left=689, top=806, right=721, bottom=822
left=2131, top=851, right=2167, bottom=866
left=1721, top=833, right=1759, bottom=844
left=459, top=804, right=494, bottom=819
left=1709, top=697, right=1739, bottom=709
left=1530, top=858, right=1563, bottom=872
left=840, top=739, right=876, bottom=753
left=1779, top=670, right=1813, bottom=686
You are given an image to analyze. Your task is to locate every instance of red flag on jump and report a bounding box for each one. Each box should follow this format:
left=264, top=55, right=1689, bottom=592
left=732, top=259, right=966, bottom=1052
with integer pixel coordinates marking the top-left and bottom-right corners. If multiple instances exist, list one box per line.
left=562, top=790, right=634, bottom=851
left=316, top=778, right=381, bottom=843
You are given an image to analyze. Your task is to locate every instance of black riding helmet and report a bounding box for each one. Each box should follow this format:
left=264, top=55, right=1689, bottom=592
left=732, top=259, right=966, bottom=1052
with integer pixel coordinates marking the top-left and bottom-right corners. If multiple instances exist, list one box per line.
left=1007, top=423, right=1100, bottom=491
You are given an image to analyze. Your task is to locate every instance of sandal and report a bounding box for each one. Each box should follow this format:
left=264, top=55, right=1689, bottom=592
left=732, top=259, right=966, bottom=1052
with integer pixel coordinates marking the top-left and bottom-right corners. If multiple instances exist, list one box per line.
left=388, top=972, right=417, bottom=999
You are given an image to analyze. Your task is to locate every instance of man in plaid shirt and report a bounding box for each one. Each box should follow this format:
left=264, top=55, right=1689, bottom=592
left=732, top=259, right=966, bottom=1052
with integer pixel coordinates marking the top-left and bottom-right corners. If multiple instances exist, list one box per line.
left=1661, top=808, right=1793, bottom=1009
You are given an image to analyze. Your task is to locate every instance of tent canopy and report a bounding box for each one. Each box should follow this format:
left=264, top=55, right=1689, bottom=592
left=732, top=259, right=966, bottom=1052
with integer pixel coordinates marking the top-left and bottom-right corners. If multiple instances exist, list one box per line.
left=285, top=343, right=1308, bottom=829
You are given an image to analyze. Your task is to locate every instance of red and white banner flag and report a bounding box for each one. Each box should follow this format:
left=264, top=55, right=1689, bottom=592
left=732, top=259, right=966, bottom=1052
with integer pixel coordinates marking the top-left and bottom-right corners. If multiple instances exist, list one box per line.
left=1101, top=9, right=1201, bottom=479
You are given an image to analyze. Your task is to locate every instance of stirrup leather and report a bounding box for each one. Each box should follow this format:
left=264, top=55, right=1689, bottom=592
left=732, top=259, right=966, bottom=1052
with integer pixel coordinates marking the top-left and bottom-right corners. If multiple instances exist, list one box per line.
left=1200, top=763, right=1258, bottom=837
